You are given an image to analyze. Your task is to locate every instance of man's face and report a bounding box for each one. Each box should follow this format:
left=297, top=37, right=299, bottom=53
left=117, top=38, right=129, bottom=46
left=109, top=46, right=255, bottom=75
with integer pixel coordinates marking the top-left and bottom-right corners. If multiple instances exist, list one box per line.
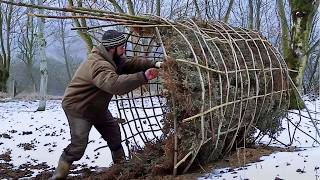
left=115, top=44, right=125, bottom=58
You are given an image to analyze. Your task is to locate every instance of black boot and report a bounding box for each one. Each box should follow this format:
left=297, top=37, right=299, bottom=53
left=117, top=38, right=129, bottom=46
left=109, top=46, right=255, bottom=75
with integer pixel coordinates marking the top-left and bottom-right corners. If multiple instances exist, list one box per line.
left=111, top=147, right=125, bottom=164
left=49, top=157, right=71, bottom=180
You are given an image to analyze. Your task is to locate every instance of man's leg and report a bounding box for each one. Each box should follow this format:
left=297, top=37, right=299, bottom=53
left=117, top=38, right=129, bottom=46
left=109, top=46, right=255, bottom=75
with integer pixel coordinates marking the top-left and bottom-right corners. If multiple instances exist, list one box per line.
left=94, top=111, right=125, bottom=164
left=50, top=112, right=92, bottom=179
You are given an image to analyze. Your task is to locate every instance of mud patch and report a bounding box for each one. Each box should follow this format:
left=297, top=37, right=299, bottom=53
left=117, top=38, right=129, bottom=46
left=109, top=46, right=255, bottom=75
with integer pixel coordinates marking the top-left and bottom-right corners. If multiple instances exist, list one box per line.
left=81, top=145, right=289, bottom=180
left=17, top=143, right=36, bottom=151
left=0, top=162, right=33, bottom=179
left=0, top=150, right=12, bottom=162
left=0, top=133, right=12, bottom=139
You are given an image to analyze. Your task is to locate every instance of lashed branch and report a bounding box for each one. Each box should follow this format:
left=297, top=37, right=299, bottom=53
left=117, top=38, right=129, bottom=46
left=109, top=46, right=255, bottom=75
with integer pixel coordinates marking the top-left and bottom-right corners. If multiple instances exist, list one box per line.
left=28, top=13, right=157, bottom=25
left=0, top=0, right=160, bottom=23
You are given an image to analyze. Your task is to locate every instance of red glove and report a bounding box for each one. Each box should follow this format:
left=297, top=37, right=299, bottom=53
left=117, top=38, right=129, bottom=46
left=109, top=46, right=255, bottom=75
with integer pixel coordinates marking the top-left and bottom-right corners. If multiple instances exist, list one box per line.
left=144, top=68, right=159, bottom=80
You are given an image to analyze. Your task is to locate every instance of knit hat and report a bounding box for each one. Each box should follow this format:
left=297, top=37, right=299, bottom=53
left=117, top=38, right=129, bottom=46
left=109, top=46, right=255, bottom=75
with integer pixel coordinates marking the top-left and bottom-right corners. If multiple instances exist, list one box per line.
left=101, top=30, right=127, bottom=48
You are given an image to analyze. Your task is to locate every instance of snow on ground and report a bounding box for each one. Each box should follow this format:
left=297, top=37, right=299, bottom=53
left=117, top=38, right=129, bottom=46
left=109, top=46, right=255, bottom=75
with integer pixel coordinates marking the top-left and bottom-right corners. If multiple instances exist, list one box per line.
left=1, top=97, right=320, bottom=179
left=199, top=98, right=320, bottom=180
left=0, top=98, right=163, bottom=177
left=0, top=100, right=113, bottom=172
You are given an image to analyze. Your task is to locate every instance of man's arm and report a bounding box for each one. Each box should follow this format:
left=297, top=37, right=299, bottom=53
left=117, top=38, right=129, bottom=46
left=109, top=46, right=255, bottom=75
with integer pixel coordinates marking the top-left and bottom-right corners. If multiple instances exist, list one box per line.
left=89, top=60, right=148, bottom=95
left=119, top=56, right=158, bottom=74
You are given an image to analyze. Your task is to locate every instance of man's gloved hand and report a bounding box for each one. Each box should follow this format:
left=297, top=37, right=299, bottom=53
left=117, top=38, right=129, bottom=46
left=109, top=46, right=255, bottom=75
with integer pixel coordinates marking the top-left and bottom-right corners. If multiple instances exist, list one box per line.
left=155, top=62, right=163, bottom=68
left=144, top=68, right=159, bottom=80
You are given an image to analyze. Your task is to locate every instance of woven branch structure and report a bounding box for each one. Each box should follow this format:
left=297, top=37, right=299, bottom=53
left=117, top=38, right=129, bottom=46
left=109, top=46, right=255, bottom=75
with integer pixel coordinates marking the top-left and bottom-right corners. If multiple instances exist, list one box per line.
left=60, top=14, right=319, bottom=174
left=113, top=20, right=290, bottom=173
left=1, top=1, right=317, bottom=176
left=101, top=18, right=319, bottom=175
left=94, top=18, right=319, bottom=175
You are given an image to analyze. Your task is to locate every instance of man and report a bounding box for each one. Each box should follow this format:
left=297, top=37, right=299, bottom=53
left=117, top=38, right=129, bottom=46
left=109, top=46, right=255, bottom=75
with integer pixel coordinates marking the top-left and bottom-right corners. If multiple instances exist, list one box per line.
left=50, top=30, right=161, bottom=179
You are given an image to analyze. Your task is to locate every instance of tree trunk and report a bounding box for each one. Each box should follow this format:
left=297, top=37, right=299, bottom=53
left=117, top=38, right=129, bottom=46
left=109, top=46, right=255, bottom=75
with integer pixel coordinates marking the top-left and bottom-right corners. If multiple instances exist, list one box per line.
left=126, top=0, right=135, bottom=15
left=193, top=0, right=202, bottom=19
left=255, top=0, right=262, bottom=30
left=108, top=0, right=125, bottom=13
left=11, top=78, right=16, bottom=97
left=27, top=63, right=36, bottom=92
left=37, top=0, right=47, bottom=111
left=224, top=0, right=235, bottom=23
left=24, top=0, right=37, bottom=92
left=67, top=0, right=93, bottom=51
left=277, top=0, right=319, bottom=108
left=60, top=19, right=72, bottom=81
left=156, top=0, right=161, bottom=16
left=170, top=0, right=174, bottom=18
left=278, top=0, right=319, bottom=88
left=248, top=0, right=254, bottom=29
left=0, top=1, right=13, bottom=92
left=307, top=53, right=320, bottom=90
left=0, top=66, right=9, bottom=92
left=289, top=0, right=319, bottom=88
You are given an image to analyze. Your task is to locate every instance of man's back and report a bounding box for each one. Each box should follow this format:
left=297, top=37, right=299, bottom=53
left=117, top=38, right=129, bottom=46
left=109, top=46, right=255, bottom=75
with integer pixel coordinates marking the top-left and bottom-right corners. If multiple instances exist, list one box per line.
left=62, top=46, right=113, bottom=120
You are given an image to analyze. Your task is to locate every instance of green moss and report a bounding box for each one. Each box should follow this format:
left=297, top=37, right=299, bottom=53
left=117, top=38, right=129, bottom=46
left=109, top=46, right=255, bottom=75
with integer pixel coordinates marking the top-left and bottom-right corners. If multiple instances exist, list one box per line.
left=289, top=90, right=305, bottom=109
left=291, top=0, right=314, bottom=14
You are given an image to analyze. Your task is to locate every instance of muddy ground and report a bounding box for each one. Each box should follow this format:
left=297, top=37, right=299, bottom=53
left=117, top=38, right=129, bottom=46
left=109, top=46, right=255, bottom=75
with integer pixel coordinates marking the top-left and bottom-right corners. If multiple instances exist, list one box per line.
left=0, top=143, right=289, bottom=179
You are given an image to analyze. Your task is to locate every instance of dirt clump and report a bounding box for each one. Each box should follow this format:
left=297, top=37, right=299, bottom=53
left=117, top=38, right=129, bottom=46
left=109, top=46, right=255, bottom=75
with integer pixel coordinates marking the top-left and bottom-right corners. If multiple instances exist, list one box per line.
left=81, top=136, right=174, bottom=180
left=0, top=150, right=12, bottom=162
left=17, top=142, right=36, bottom=150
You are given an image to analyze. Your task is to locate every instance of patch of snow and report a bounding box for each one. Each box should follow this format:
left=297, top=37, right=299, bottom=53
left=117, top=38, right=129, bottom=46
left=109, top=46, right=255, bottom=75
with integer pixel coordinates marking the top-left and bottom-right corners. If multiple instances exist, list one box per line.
left=199, top=98, right=320, bottom=180
left=1, top=97, right=320, bottom=179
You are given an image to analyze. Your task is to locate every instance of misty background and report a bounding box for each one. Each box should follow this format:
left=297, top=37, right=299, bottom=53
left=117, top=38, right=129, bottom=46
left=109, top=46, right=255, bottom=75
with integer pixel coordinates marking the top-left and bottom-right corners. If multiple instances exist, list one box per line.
left=1, top=0, right=319, bottom=97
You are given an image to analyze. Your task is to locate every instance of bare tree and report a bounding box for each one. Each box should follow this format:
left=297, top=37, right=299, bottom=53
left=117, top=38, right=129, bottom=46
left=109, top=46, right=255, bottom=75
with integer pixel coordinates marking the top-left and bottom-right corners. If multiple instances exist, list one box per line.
left=17, top=0, right=38, bottom=92
left=37, top=0, right=48, bottom=111
left=304, top=14, right=320, bottom=93
left=255, top=0, right=262, bottom=30
left=277, top=0, right=320, bottom=90
left=0, top=0, right=14, bottom=92
left=107, top=0, right=125, bottom=13
left=57, top=0, right=72, bottom=81
left=224, top=0, right=235, bottom=22
left=156, top=0, right=161, bottom=16
left=67, top=0, right=93, bottom=51
left=193, top=0, right=202, bottom=19
left=248, top=0, right=254, bottom=29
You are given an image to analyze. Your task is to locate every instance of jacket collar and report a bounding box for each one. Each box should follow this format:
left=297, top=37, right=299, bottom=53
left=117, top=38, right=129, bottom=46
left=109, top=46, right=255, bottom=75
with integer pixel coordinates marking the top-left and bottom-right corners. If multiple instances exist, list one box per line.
left=92, top=44, right=117, bottom=68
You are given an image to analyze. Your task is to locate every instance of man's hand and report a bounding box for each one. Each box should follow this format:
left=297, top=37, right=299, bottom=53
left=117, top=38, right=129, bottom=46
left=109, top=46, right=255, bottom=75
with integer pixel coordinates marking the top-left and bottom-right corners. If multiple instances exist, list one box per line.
left=155, top=62, right=163, bottom=68
left=144, top=68, right=159, bottom=80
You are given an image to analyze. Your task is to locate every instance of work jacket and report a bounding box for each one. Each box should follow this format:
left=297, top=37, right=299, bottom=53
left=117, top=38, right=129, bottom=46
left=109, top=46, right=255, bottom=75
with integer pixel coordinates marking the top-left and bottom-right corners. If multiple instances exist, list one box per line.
left=62, top=44, right=156, bottom=122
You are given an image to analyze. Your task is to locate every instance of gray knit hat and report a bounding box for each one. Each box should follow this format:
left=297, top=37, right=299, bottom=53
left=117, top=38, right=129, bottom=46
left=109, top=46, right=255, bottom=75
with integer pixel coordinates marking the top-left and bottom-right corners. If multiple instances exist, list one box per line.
left=101, top=30, right=127, bottom=48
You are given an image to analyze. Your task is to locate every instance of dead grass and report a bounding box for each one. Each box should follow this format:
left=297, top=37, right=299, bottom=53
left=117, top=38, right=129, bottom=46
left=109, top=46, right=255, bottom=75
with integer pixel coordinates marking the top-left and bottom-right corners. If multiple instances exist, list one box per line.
left=179, top=145, right=291, bottom=179
left=0, top=92, right=62, bottom=101
left=0, top=92, right=10, bottom=99
left=77, top=145, right=289, bottom=180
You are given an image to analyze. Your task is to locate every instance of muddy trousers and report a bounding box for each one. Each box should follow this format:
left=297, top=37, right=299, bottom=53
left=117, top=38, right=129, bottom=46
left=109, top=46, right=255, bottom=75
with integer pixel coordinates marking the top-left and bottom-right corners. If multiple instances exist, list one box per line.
left=59, top=111, right=124, bottom=164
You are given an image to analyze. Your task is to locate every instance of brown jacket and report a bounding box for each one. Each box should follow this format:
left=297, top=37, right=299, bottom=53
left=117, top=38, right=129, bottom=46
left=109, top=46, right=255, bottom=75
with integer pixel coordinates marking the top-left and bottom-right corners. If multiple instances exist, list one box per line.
left=62, top=44, right=156, bottom=121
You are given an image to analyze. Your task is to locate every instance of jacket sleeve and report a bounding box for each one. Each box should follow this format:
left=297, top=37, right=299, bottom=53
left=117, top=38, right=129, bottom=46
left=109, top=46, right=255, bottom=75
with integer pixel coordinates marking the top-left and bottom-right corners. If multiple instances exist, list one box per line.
left=89, top=60, right=147, bottom=95
left=120, top=56, right=157, bottom=74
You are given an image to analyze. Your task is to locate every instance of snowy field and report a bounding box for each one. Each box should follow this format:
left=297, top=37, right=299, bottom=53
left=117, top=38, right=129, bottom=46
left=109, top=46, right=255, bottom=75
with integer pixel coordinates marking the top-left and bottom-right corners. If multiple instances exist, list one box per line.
left=1, top=97, right=320, bottom=179
left=0, top=99, right=116, bottom=174
left=199, top=98, right=320, bottom=180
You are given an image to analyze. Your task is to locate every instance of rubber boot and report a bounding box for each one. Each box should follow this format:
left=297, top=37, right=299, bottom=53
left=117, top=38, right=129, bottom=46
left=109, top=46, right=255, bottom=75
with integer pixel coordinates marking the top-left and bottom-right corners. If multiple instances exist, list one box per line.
left=49, top=158, right=71, bottom=180
left=111, top=147, right=125, bottom=164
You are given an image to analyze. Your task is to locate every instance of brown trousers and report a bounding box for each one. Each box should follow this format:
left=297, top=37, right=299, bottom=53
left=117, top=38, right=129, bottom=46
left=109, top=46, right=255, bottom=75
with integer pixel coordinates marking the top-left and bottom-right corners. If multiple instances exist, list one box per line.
left=60, top=110, right=122, bottom=163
